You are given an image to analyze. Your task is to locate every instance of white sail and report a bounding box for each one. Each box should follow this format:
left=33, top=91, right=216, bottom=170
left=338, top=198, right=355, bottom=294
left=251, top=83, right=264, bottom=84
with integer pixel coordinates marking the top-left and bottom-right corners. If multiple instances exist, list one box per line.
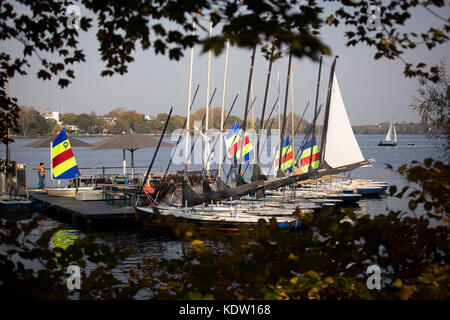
left=323, top=74, right=365, bottom=168
left=393, top=124, right=397, bottom=142
left=384, top=122, right=393, bottom=141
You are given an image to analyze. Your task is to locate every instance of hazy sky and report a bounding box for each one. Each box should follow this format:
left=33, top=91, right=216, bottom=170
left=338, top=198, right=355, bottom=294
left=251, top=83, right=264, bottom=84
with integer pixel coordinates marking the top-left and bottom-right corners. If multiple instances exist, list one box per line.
left=6, top=2, right=450, bottom=125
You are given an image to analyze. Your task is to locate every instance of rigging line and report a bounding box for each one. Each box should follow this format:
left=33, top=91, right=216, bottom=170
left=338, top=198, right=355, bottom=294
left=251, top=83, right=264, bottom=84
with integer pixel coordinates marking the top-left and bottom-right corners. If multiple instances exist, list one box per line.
left=186, top=88, right=218, bottom=167
left=256, top=43, right=275, bottom=163
left=278, top=48, right=293, bottom=172
left=269, top=111, right=291, bottom=168
left=200, top=92, right=240, bottom=177
left=242, top=97, right=279, bottom=177
left=291, top=99, right=311, bottom=159
left=153, top=84, right=200, bottom=202
left=238, top=46, right=257, bottom=175
left=137, top=106, right=173, bottom=207
left=294, top=99, right=311, bottom=138
left=258, top=97, right=280, bottom=156
left=225, top=96, right=258, bottom=181
left=295, top=104, right=323, bottom=161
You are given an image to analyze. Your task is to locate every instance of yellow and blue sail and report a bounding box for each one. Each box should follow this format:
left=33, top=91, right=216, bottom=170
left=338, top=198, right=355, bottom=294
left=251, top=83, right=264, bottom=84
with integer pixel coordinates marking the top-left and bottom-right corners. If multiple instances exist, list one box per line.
left=274, top=136, right=295, bottom=173
left=51, top=128, right=81, bottom=179
left=225, top=121, right=254, bottom=162
left=298, top=137, right=320, bottom=173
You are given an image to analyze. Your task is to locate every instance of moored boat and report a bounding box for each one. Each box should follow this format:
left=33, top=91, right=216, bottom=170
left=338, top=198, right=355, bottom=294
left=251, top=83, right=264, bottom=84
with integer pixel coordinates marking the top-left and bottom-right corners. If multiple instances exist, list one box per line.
left=0, top=194, right=33, bottom=213
left=135, top=205, right=301, bottom=232
left=378, top=121, right=397, bottom=146
left=46, top=186, right=95, bottom=198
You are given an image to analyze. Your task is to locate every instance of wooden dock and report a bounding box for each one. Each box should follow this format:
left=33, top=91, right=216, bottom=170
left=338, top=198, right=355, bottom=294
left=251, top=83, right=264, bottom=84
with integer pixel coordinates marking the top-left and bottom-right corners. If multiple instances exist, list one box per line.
left=30, top=192, right=138, bottom=227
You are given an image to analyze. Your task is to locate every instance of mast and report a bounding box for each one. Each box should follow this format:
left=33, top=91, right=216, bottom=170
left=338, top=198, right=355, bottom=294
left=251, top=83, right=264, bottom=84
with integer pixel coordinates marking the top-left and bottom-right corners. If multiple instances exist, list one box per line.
left=257, top=44, right=275, bottom=160
left=310, top=55, right=323, bottom=171
left=203, top=20, right=213, bottom=173
left=278, top=48, right=293, bottom=172
left=250, top=77, right=256, bottom=164
left=319, top=56, right=338, bottom=166
left=218, top=39, right=230, bottom=179
left=290, top=63, right=296, bottom=166
left=6, top=68, right=10, bottom=163
left=184, top=16, right=196, bottom=172
left=252, top=44, right=275, bottom=184
left=237, top=46, right=256, bottom=175
left=277, top=66, right=281, bottom=164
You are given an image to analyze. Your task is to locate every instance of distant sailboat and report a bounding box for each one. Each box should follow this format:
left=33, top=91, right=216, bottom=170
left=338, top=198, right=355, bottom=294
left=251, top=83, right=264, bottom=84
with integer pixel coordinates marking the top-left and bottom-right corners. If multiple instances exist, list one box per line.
left=378, top=121, right=397, bottom=146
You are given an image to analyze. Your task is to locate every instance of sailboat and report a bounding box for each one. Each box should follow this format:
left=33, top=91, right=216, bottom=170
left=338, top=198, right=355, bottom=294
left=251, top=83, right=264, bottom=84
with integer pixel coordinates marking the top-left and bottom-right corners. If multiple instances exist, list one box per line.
left=46, top=128, right=95, bottom=197
left=378, top=121, right=397, bottom=146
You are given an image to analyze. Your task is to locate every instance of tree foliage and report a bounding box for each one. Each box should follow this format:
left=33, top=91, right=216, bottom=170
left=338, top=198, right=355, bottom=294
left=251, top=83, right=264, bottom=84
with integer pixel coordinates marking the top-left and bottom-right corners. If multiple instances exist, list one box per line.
left=0, top=159, right=448, bottom=300
left=411, top=59, right=450, bottom=157
left=1, top=0, right=449, bottom=142
left=15, top=106, right=58, bottom=136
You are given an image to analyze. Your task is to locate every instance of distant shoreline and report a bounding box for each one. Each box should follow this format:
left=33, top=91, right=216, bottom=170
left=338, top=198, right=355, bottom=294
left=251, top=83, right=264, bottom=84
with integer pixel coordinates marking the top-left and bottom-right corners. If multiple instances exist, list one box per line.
left=9, top=133, right=428, bottom=139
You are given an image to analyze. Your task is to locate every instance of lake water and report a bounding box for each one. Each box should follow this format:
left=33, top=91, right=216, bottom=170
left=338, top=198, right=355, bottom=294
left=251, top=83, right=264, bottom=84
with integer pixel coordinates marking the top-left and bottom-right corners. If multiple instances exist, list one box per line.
left=1, top=133, right=442, bottom=214
left=0, top=134, right=445, bottom=298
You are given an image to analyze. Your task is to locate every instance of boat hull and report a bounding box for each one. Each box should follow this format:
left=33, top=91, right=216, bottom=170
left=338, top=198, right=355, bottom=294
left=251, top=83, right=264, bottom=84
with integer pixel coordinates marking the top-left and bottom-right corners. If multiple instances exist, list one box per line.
left=75, top=190, right=103, bottom=201
left=46, top=187, right=94, bottom=197
left=378, top=142, right=397, bottom=146
left=0, top=197, right=33, bottom=213
left=135, top=206, right=300, bottom=232
left=343, top=187, right=385, bottom=196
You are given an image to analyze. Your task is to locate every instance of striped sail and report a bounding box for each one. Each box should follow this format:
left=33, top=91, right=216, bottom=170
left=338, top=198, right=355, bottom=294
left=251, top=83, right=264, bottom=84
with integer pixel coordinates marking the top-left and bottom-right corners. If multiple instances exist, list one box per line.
left=225, top=121, right=254, bottom=161
left=298, top=137, right=320, bottom=173
left=51, top=128, right=81, bottom=179
left=274, top=137, right=295, bottom=173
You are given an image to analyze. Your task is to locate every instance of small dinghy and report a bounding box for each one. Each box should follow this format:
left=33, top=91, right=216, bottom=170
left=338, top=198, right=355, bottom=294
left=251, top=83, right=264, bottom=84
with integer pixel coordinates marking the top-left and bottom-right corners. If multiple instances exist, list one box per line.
left=0, top=194, right=33, bottom=213
left=378, top=121, right=397, bottom=146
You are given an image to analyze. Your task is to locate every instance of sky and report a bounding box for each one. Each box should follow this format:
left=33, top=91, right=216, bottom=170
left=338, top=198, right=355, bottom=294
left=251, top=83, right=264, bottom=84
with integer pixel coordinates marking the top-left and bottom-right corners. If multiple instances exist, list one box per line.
left=6, top=2, right=450, bottom=126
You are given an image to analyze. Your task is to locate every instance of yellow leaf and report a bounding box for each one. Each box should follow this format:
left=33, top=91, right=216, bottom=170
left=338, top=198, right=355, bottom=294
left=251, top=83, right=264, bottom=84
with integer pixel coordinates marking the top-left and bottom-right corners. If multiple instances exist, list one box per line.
left=185, top=231, right=193, bottom=238
left=290, top=277, right=298, bottom=285
left=288, top=253, right=298, bottom=260
left=395, top=279, right=403, bottom=287
left=191, top=239, right=204, bottom=246
left=308, top=287, right=320, bottom=300
left=324, top=277, right=334, bottom=284
left=381, top=38, right=390, bottom=48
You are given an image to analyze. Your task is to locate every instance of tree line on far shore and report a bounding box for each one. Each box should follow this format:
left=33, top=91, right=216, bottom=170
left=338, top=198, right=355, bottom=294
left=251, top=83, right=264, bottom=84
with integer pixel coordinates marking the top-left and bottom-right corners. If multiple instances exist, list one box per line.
left=13, top=105, right=428, bottom=137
